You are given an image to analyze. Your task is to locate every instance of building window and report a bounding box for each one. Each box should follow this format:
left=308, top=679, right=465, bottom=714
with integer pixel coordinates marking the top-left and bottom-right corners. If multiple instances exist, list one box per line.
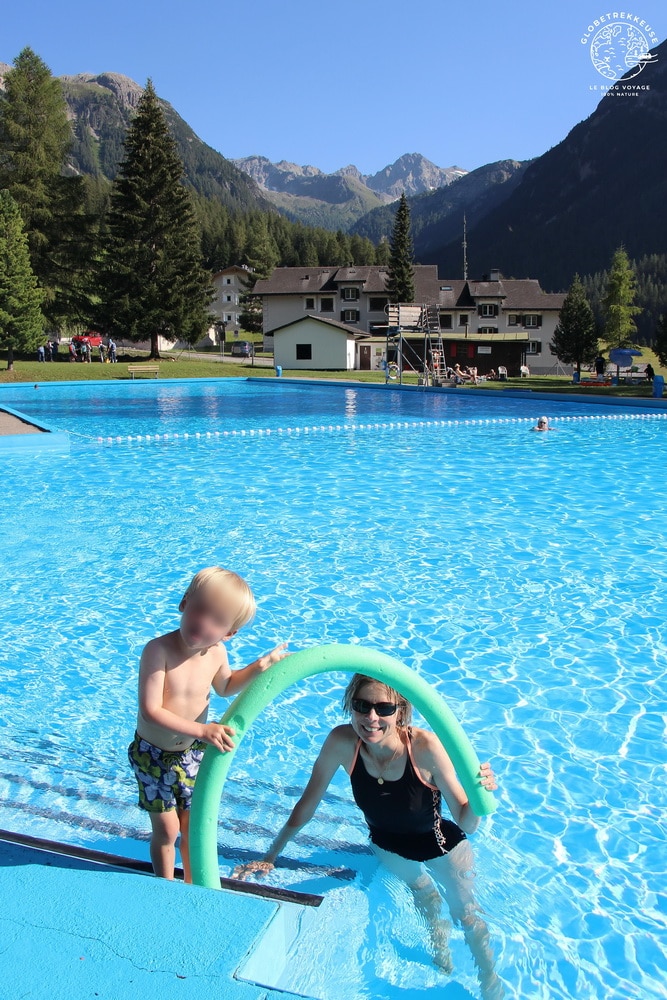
left=342, top=309, right=360, bottom=323
left=459, top=314, right=469, bottom=327
left=480, top=303, right=497, bottom=317
left=342, top=287, right=360, bottom=301
left=524, top=314, right=542, bottom=328
left=478, top=326, right=497, bottom=334
left=440, top=314, right=453, bottom=330
left=225, top=278, right=232, bottom=285
left=225, top=314, right=232, bottom=322
left=296, top=344, right=312, bottom=360
left=305, top=297, right=315, bottom=310
left=508, top=314, right=518, bottom=326
left=320, top=298, right=334, bottom=312
left=369, top=297, right=388, bottom=312
left=526, top=341, right=542, bottom=355
left=225, top=295, right=232, bottom=302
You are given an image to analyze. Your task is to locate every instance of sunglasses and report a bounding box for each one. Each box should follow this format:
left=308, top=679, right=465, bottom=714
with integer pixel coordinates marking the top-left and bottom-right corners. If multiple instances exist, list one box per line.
left=351, top=699, right=398, bottom=717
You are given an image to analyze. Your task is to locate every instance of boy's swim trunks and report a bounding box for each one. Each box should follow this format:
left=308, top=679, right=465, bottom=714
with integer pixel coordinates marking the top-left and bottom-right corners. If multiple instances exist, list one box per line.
left=128, top=732, right=206, bottom=813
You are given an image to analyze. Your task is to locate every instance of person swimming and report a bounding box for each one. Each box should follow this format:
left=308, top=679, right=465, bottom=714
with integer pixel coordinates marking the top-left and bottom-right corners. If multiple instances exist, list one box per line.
left=234, top=673, right=503, bottom=999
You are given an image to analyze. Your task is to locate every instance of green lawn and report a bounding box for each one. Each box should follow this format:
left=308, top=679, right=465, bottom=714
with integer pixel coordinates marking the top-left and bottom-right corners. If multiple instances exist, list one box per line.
left=0, top=355, right=419, bottom=385
left=0, top=352, right=663, bottom=399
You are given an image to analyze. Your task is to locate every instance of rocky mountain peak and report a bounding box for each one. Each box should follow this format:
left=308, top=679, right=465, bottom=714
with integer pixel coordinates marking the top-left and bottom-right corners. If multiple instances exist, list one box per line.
left=365, top=153, right=467, bottom=198
left=59, top=71, right=145, bottom=110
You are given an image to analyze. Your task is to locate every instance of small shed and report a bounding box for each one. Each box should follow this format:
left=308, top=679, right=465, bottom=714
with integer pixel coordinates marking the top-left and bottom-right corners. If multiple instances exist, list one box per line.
left=271, top=315, right=368, bottom=371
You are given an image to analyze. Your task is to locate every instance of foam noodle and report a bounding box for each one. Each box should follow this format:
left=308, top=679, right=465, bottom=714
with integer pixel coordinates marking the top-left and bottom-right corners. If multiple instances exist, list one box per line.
left=189, top=643, right=496, bottom=889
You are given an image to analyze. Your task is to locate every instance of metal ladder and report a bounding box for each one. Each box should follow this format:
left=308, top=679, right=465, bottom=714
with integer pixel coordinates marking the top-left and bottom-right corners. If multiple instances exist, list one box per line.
left=421, top=303, right=446, bottom=384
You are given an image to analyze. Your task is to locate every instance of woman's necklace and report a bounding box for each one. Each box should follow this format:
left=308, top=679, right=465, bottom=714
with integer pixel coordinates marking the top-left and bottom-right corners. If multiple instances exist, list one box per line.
left=371, top=739, right=404, bottom=785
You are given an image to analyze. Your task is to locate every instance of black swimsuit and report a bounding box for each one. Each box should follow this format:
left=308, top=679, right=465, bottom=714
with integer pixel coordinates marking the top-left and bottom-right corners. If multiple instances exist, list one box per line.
left=349, top=735, right=466, bottom=862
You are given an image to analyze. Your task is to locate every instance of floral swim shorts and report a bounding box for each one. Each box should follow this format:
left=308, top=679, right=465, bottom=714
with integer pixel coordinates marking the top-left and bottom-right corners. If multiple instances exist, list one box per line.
left=128, top=732, right=206, bottom=813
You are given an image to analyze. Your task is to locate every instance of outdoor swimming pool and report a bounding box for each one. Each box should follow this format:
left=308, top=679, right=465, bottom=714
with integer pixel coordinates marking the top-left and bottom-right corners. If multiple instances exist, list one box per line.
left=0, top=379, right=665, bottom=1000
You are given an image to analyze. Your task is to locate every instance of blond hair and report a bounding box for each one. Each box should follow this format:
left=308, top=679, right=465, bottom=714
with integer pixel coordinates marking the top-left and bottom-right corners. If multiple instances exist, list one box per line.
left=342, top=673, right=412, bottom=728
left=179, top=567, right=256, bottom=632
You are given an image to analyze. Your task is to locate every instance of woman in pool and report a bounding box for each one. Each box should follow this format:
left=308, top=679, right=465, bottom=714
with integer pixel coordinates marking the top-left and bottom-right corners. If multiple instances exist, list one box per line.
left=236, top=674, right=503, bottom=999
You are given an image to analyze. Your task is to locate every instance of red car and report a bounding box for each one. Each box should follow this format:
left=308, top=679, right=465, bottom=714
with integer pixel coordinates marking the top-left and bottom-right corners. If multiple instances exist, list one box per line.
left=72, top=331, right=104, bottom=348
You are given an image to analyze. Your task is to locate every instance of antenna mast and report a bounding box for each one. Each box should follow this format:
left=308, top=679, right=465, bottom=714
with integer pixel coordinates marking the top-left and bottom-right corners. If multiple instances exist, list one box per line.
left=462, top=214, right=468, bottom=281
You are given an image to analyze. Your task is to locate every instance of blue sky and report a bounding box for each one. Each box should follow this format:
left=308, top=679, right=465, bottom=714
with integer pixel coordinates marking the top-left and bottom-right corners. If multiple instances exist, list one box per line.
left=3, top=0, right=665, bottom=174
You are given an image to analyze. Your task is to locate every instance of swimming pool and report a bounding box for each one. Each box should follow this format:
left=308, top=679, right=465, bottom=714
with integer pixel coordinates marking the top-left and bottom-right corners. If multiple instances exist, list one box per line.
left=0, top=379, right=665, bottom=1000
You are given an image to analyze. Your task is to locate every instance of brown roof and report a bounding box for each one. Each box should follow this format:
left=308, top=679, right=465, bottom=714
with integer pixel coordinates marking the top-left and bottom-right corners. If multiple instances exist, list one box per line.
left=254, top=265, right=440, bottom=298
left=255, top=267, right=565, bottom=310
left=499, top=280, right=565, bottom=309
left=435, top=280, right=473, bottom=308
left=268, top=314, right=369, bottom=339
left=468, top=280, right=507, bottom=299
left=212, top=264, right=253, bottom=279
left=254, top=268, right=338, bottom=294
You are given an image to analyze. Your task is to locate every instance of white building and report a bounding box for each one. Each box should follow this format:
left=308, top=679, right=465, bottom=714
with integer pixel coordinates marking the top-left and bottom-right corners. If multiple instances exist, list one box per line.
left=272, top=315, right=368, bottom=371
left=254, top=265, right=567, bottom=374
left=210, top=264, right=253, bottom=340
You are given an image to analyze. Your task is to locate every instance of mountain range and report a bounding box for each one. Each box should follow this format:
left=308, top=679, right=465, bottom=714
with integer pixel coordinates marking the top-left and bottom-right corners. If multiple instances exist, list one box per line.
left=0, top=62, right=471, bottom=231
left=231, top=153, right=466, bottom=229
left=0, top=65, right=271, bottom=215
left=417, top=39, right=667, bottom=289
left=2, top=49, right=665, bottom=296
left=351, top=159, right=529, bottom=251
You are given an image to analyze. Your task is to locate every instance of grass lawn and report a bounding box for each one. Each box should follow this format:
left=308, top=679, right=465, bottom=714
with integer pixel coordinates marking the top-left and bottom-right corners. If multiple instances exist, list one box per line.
left=0, top=352, right=664, bottom=399
left=0, top=355, right=420, bottom=385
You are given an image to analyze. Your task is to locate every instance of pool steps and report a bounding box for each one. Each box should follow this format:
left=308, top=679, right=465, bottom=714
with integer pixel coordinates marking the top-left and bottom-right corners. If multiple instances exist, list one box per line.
left=0, top=828, right=322, bottom=1000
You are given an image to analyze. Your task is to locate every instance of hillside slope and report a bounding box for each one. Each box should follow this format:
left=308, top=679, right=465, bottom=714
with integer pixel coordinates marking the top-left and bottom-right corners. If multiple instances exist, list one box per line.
left=427, top=40, right=667, bottom=289
left=0, top=66, right=271, bottom=215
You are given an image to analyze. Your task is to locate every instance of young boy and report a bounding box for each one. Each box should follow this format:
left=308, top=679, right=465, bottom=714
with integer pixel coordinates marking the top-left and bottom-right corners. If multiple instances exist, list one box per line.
left=128, top=566, right=288, bottom=881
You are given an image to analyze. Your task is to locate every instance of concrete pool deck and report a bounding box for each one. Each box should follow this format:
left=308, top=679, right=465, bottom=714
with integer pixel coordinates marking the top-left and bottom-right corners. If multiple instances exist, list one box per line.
left=0, top=832, right=314, bottom=1000
left=0, top=404, right=70, bottom=454
left=0, top=409, right=42, bottom=434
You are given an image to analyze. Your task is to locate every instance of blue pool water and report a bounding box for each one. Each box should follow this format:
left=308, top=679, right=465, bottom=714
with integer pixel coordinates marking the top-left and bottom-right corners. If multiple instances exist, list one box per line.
left=0, top=379, right=665, bottom=1000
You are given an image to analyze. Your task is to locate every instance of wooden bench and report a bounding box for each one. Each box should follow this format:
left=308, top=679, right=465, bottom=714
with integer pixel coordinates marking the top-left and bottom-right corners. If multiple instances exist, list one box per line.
left=127, top=365, right=160, bottom=379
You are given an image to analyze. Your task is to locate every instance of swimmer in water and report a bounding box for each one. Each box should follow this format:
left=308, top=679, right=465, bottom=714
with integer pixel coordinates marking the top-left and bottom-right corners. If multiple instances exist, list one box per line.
left=235, top=674, right=503, bottom=998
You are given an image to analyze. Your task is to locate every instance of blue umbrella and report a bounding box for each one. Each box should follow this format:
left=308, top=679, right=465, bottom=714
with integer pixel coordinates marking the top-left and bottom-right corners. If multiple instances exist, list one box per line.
left=609, top=348, right=642, bottom=367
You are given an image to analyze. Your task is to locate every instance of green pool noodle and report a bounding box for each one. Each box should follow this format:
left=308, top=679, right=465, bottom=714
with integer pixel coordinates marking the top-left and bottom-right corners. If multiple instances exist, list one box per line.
left=189, top=643, right=497, bottom=889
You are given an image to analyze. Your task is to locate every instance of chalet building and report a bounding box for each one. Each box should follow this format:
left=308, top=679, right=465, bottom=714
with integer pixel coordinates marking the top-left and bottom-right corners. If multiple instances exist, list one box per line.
left=254, top=265, right=566, bottom=374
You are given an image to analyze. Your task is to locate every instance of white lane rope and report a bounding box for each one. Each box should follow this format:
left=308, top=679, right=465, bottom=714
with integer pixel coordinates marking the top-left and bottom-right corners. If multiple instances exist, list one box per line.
left=91, top=412, right=667, bottom=446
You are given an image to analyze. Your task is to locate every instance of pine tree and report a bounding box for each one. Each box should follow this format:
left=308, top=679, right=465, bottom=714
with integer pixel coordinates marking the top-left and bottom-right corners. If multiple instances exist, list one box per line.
left=376, top=237, right=391, bottom=267
left=655, top=314, right=667, bottom=368
left=0, top=47, right=90, bottom=327
left=550, top=274, right=598, bottom=376
left=386, top=194, right=414, bottom=303
left=97, top=81, right=212, bottom=358
left=602, top=247, right=641, bottom=350
left=239, top=216, right=278, bottom=334
left=0, top=48, right=71, bottom=258
left=0, top=191, right=44, bottom=369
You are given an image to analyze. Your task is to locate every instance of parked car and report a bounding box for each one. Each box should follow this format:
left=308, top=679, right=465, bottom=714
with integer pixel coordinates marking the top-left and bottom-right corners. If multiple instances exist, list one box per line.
left=230, top=340, right=254, bottom=357
left=72, top=331, right=104, bottom=348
